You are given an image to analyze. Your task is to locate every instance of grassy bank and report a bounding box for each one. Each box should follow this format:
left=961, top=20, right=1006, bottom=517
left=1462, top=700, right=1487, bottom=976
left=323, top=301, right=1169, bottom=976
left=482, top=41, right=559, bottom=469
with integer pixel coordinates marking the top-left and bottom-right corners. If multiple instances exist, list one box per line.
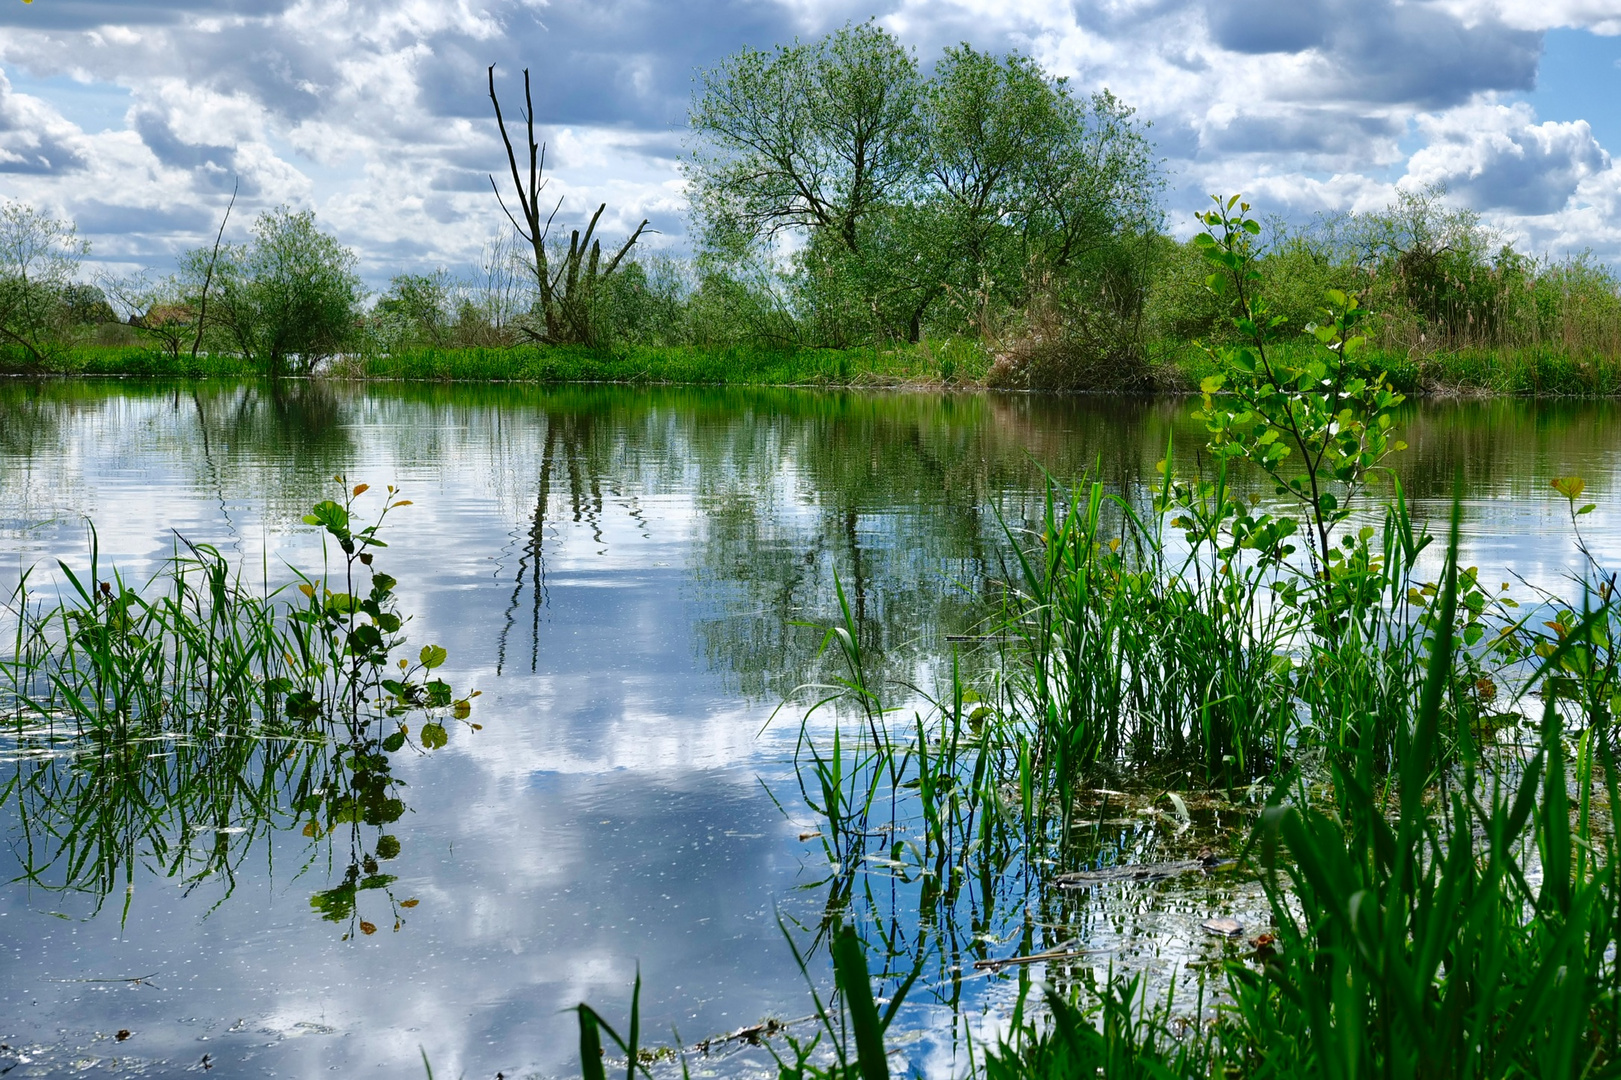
left=0, top=345, right=263, bottom=379
left=6, top=340, right=1621, bottom=396
left=0, top=341, right=986, bottom=387
left=354, top=341, right=984, bottom=385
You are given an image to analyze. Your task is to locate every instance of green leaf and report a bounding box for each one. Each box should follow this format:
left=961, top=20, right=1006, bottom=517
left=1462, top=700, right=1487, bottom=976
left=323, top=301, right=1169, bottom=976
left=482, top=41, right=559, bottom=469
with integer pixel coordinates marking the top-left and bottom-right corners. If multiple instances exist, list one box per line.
left=302, top=500, right=350, bottom=536
left=832, top=927, right=889, bottom=1080
left=420, top=644, right=447, bottom=670
left=578, top=1008, right=607, bottom=1080
left=420, top=722, right=448, bottom=749
left=382, top=731, right=406, bottom=752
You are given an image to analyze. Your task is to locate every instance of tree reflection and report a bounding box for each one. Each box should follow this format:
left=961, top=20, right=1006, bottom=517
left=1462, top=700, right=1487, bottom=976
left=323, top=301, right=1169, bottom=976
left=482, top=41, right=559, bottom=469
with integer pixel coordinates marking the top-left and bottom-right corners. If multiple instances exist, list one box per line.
left=8, top=381, right=1621, bottom=702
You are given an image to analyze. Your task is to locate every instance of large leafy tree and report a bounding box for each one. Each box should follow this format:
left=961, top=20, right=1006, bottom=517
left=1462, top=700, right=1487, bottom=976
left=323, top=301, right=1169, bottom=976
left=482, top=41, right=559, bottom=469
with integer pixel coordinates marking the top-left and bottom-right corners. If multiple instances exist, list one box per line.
left=208, top=207, right=362, bottom=375
left=688, top=20, right=923, bottom=256
left=687, top=26, right=1160, bottom=344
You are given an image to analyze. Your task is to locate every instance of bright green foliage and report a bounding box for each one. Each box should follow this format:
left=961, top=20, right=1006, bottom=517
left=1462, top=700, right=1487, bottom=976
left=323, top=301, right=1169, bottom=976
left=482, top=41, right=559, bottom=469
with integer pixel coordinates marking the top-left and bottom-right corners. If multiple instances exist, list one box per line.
left=985, top=977, right=1221, bottom=1080
left=289, top=479, right=475, bottom=740
left=207, top=206, right=362, bottom=375
left=688, top=23, right=1159, bottom=351
left=1222, top=516, right=1621, bottom=1079
left=688, top=21, right=923, bottom=255
left=752, top=502, right=1621, bottom=1079
left=1, top=479, right=475, bottom=936
left=998, top=469, right=1296, bottom=791
left=376, top=271, right=455, bottom=348
left=1194, top=196, right=1407, bottom=582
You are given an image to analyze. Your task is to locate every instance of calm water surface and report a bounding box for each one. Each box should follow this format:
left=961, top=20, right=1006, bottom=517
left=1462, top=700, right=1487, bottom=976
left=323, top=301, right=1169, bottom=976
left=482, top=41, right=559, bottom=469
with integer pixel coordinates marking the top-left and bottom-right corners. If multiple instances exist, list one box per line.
left=0, top=381, right=1616, bottom=1077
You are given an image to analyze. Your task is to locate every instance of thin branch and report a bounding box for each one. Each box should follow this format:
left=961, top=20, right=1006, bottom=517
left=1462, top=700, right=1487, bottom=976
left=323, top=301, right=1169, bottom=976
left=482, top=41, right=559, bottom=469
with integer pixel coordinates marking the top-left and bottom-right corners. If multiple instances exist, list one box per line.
left=488, top=179, right=532, bottom=243
left=191, top=178, right=237, bottom=363
left=601, top=220, right=651, bottom=278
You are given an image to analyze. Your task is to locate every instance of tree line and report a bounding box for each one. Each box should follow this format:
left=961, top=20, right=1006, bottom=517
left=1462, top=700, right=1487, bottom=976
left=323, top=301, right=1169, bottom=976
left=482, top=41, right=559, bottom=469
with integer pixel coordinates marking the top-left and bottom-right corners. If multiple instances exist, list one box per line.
left=2, top=21, right=1618, bottom=385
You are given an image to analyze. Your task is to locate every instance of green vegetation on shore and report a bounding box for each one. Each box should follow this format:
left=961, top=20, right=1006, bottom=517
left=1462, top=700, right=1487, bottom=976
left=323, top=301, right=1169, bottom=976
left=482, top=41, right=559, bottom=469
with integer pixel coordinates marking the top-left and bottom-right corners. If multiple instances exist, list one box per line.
left=6, top=24, right=1621, bottom=396
left=14, top=338, right=1621, bottom=397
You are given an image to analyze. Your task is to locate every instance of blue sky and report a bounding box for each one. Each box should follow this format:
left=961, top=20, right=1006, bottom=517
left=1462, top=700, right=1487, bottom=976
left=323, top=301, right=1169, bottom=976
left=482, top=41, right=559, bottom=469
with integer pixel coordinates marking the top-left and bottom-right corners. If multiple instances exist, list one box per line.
left=1, top=0, right=1619, bottom=287
left=1518, top=28, right=1621, bottom=152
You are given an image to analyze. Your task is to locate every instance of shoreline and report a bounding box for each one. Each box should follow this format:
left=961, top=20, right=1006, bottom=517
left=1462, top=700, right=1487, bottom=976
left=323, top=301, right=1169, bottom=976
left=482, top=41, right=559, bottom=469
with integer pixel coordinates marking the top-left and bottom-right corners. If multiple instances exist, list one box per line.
left=6, top=341, right=1621, bottom=397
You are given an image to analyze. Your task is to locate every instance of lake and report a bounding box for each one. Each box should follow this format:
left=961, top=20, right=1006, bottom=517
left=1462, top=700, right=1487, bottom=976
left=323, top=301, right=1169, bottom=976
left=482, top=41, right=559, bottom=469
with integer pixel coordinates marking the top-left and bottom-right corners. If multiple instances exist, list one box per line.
left=0, top=380, right=1614, bottom=1077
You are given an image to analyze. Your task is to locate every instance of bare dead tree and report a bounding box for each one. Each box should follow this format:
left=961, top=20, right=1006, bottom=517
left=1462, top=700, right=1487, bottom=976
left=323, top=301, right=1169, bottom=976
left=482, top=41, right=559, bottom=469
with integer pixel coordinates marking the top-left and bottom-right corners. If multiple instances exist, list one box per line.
left=488, top=64, right=650, bottom=345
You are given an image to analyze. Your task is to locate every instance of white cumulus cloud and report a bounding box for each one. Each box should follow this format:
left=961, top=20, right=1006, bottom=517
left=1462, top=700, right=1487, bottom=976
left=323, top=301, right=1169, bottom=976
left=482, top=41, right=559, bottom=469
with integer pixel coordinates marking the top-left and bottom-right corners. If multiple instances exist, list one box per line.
left=0, top=0, right=1615, bottom=277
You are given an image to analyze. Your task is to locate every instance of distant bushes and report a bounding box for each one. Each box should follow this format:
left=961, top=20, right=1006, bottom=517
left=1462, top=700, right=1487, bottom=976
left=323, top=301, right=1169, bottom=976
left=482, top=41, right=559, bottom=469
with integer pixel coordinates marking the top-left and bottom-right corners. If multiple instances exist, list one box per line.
left=1, top=201, right=364, bottom=377
left=1155, top=185, right=1621, bottom=364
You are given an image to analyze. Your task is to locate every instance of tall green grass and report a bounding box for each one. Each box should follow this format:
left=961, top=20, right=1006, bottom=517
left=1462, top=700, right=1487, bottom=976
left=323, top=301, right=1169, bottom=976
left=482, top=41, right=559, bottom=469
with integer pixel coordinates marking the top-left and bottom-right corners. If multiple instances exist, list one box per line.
left=0, top=341, right=986, bottom=387
left=0, top=344, right=253, bottom=378
left=356, top=343, right=973, bottom=385
left=22, top=339, right=1621, bottom=397
left=569, top=500, right=1621, bottom=1078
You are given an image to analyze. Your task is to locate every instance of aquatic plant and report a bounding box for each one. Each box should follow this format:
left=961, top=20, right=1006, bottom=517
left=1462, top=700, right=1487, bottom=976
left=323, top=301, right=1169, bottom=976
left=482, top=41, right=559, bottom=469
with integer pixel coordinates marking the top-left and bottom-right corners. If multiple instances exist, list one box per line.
left=0, top=480, right=475, bottom=932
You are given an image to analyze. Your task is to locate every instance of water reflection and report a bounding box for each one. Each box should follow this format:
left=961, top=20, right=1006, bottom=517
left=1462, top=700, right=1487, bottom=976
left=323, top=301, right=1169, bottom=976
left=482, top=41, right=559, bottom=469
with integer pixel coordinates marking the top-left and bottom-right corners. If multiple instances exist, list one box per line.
left=2, top=380, right=1621, bottom=1077
left=2, top=719, right=419, bottom=940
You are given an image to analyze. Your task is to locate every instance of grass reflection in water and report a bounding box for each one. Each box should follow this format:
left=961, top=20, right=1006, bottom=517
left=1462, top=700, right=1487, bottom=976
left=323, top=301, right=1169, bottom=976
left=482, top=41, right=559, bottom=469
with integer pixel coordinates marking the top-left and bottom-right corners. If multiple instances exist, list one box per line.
left=0, top=480, right=476, bottom=939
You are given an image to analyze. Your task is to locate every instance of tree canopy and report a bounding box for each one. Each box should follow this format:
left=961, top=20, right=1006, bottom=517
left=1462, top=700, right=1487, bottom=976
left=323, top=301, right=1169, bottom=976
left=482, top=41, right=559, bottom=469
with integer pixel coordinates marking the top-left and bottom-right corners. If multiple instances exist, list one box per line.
left=687, top=24, right=1161, bottom=342
left=208, top=207, right=362, bottom=374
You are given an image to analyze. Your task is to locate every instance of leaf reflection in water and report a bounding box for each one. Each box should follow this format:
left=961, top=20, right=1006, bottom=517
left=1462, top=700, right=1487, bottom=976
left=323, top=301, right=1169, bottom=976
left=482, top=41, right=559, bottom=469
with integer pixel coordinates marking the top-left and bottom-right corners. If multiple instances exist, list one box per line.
left=1, top=480, right=478, bottom=938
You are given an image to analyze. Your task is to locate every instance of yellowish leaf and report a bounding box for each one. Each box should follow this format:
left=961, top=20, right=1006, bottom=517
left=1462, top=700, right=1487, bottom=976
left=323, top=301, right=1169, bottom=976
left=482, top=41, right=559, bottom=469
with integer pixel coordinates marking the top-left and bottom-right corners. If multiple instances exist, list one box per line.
left=1553, top=476, right=1587, bottom=501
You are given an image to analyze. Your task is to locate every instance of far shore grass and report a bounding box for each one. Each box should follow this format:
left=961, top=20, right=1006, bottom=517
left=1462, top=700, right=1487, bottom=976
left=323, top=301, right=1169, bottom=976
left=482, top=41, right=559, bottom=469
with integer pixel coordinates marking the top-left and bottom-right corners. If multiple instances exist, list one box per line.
left=7, top=341, right=1621, bottom=396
